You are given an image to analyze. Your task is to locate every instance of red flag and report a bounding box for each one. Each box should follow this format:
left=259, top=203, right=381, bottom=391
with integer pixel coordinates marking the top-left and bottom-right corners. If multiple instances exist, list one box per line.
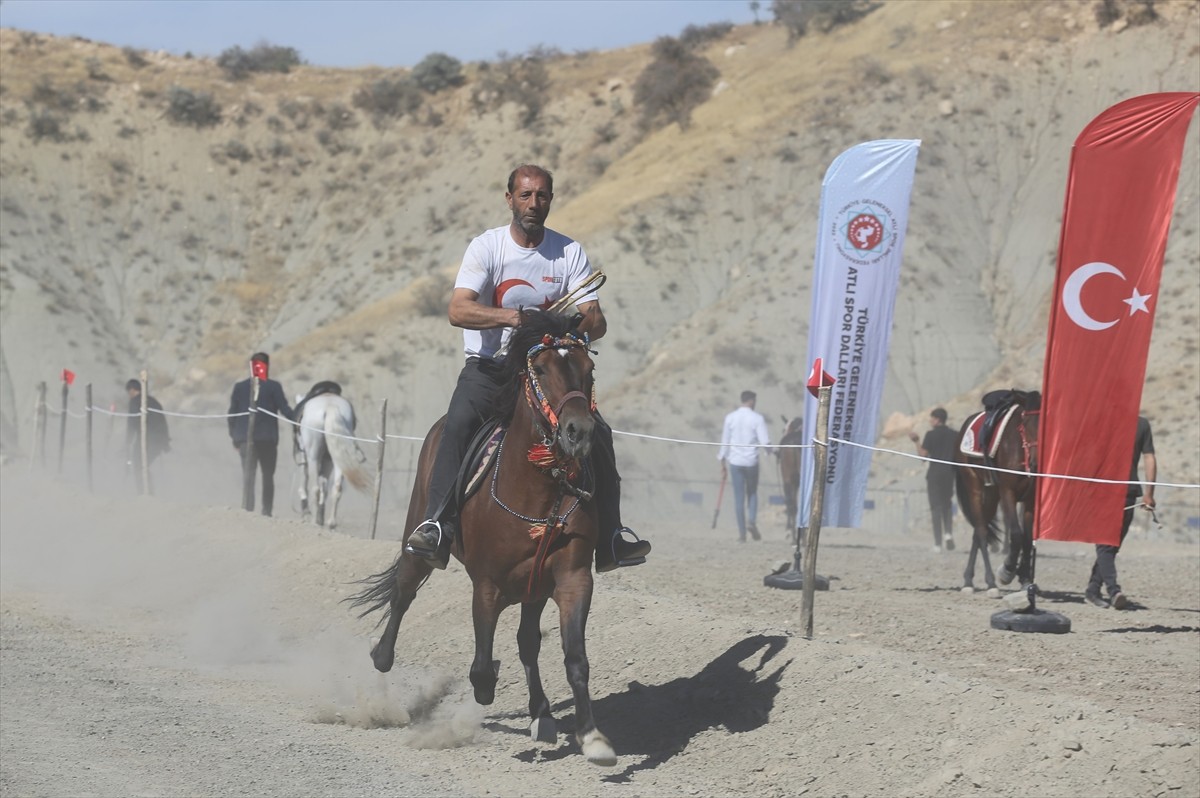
left=61, top=369, right=75, bottom=385
left=1036, top=93, right=1199, bottom=545
left=806, top=358, right=836, bottom=397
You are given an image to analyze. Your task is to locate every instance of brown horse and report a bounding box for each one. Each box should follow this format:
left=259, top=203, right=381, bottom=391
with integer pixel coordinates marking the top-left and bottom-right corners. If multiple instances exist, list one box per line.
left=954, top=390, right=1040, bottom=594
left=777, top=416, right=804, bottom=536
left=348, top=310, right=616, bottom=766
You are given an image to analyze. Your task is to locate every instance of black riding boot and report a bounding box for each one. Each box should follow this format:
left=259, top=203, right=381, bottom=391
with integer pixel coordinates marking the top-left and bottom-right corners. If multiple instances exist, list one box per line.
left=591, top=418, right=651, bottom=573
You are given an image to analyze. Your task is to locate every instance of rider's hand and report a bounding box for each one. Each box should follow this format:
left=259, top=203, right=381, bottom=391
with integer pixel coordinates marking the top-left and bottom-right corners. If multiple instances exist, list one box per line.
left=1142, top=495, right=1156, bottom=511
left=908, top=431, right=920, bottom=443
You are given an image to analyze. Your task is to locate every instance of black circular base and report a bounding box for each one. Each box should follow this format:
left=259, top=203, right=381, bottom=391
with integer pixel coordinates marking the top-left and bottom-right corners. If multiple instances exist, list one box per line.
left=763, top=570, right=829, bottom=591
left=990, top=608, right=1071, bottom=634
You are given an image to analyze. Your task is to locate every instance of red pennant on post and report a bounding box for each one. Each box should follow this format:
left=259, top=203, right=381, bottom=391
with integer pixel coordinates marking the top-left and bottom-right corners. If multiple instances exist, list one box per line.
left=1035, top=93, right=1199, bottom=546
left=806, top=358, right=836, bottom=397
left=61, top=369, right=75, bottom=385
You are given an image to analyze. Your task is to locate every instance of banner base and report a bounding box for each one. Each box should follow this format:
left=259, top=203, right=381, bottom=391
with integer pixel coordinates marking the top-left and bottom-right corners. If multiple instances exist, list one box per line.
left=989, top=608, right=1071, bottom=634
left=763, top=569, right=829, bottom=591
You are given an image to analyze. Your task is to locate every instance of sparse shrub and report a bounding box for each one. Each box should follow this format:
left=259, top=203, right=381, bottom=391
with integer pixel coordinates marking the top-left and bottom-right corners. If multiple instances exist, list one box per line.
left=412, top=52, right=464, bottom=93
left=165, top=85, right=221, bottom=127
left=858, top=56, right=892, bottom=85
left=26, top=110, right=66, bottom=142
left=352, top=76, right=423, bottom=119
left=472, top=49, right=551, bottom=126
left=123, top=46, right=148, bottom=68
left=221, top=139, right=253, bottom=162
left=772, top=0, right=879, bottom=44
left=322, top=102, right=357, bottom=130
left=679, top=21, right=734, bottom=48
left=217, top=42, right=303, bottom=80
left=85, top=57, right=110, bottom=81
left=633, top=36, right=719, bottom=132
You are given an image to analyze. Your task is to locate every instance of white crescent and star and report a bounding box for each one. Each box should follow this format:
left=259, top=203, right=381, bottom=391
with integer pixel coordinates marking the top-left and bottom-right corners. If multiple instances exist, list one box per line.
left=1061, top=261, right=1153, bottom=331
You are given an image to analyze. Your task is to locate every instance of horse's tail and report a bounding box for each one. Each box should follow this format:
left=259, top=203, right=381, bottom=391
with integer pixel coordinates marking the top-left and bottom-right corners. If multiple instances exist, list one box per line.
left=325, top=403, right=371, bottom=491
left=343, top=555, right=400, bottom=625
left=955, top=462, right=1002, bottom=547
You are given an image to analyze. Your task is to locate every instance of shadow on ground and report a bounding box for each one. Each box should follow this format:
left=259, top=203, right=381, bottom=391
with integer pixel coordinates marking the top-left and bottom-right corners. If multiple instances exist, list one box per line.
left=505, top=634, right=789, bottom=779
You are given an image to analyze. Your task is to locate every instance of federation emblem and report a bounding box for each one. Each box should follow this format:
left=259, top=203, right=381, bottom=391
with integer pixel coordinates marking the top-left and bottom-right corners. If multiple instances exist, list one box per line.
left=834, top=200, right=896, bottom=265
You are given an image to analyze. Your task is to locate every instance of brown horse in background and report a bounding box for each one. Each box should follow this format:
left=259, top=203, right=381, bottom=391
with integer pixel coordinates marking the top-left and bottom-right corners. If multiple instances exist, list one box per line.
left=954, top=390, right=1041, bottom=595
left=348, top=310, right=617, bottom=766
left=777, top=415, right=804, bottom=536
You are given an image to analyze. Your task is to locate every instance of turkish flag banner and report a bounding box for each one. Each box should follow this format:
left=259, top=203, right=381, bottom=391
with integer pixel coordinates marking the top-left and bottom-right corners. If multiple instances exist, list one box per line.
left=1035, top=93, right=1199, bottom=545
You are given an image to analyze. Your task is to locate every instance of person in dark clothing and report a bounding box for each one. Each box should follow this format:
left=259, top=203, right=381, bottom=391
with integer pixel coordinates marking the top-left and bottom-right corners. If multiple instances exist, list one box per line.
left=1085, top=415, right=1156, bottom=610
left=404, top=164, right=650, bottom=572
left=227, top=352, right=294, bottom=516
left=125, top=378, right=170, bottom=494
left=910, top=407, right=958, bottom=552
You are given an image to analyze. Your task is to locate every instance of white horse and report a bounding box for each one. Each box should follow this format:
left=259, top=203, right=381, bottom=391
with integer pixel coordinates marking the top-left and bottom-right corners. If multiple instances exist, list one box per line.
left=296, top=388, right=370, bottom=531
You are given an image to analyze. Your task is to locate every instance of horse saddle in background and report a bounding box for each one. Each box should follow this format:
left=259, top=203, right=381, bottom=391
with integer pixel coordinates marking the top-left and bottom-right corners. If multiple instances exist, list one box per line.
left=292, top=380, right=345, bottom=455
left=959, top=405, right=1020, bottom=459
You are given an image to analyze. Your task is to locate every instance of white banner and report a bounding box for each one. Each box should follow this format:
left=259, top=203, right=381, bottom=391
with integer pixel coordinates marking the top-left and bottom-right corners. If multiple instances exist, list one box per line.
left=799, top=140, right=920, bottom=529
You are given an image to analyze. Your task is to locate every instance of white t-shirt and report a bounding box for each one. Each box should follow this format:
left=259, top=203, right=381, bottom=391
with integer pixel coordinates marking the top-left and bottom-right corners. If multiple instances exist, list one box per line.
left=455, top=225, right=598, bottom=359
left=718, top=406, right=770, bottom=467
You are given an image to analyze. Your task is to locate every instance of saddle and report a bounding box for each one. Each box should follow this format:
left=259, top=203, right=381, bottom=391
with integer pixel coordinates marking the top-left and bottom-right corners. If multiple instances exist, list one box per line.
left=962, top=388, right=1041, bottom=482
left=292, top=381, right=344, bottom=457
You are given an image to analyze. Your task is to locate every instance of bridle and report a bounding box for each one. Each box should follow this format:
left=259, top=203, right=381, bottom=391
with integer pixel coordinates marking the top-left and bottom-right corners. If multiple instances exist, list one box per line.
left=522, top=332, right=597, bottom=447
left=1017, top=408, right=1039, bottom=474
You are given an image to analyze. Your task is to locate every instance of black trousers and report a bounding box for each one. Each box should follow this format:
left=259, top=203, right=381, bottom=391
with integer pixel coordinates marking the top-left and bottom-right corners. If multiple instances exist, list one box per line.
left=927, top=476, right=954, bottom=547
left=1088, top=500, right=1136, bottom=598
left=238, top=440, right=278, bottom=516
left=424, top=357, right=623, bottom=533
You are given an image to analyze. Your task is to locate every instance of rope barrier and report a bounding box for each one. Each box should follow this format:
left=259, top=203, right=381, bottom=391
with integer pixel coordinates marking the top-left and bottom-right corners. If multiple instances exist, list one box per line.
left=51, top=396, right=1199, bottom=493
left=828, top=436, right=1200, bottom=490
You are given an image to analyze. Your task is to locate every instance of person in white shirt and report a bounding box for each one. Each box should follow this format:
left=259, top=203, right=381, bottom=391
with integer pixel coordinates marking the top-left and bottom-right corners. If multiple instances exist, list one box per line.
left=405, top=164, right=651, bottom=573
left=718, top=390, right=770, bottom=542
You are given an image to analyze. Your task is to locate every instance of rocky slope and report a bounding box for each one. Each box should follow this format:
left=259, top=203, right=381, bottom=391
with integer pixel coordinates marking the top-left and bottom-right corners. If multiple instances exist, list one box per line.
left=1, top=1, right=1197, bottom=514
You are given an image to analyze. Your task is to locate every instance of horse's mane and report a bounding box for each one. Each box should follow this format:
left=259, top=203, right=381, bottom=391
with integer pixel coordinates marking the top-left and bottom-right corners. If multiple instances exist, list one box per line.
left=490, top=309, right=579, bottom=423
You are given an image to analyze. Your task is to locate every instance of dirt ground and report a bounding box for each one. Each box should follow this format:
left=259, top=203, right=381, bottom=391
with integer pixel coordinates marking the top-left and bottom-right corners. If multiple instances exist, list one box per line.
left=1, top=464, right=1197, bottom=798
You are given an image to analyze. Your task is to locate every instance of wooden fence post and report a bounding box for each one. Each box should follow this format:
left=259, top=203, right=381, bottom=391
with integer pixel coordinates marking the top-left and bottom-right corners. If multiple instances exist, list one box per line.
left=86, top=383, right=94, bottom=493
left=57, top=377, right=69, bottom=474
left=33, top=381, right=47, bottom=470
left=800, top=384, right=833, bottom=640
left=369, top=399, right=388, bottom=540
left=241, top=376, right=259, bottom=512
left=139, top=370, right=151, bottom=496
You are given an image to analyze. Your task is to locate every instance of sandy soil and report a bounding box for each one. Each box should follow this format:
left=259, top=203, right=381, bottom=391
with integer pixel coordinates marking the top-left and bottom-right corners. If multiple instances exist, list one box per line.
left=2, top=460, right=1197, bottom=798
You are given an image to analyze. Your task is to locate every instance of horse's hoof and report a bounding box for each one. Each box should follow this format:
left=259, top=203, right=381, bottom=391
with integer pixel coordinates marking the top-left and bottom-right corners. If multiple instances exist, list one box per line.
left=580, top=730, right=617, bottom=766
left=369, top=643, right=394, bottom=673
left=997, top=565, right=1015, bottom=586
left=530, top=716, right=557, bottom=743
left=961, top=586, right=975, bottom=595
left=986, top=587, right=1002, bottom=599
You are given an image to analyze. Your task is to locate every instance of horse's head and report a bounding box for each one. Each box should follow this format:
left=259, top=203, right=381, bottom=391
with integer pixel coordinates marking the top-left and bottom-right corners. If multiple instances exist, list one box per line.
left=502, top=310, right=597, bottom=461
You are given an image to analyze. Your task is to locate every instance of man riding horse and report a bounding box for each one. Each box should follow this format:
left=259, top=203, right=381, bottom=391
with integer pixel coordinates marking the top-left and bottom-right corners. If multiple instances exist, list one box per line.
left=404, top=164, right=651, bottom=573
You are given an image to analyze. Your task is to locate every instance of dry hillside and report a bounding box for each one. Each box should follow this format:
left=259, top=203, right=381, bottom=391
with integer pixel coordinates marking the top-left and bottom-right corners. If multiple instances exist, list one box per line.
left=1, top=1, right=1197, bottom=519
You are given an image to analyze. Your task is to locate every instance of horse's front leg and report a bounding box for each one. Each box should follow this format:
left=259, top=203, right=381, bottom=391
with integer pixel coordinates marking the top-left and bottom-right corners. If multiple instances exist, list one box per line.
left=469, top=582, right=504, bottom=706
left=556, top=569, right=615, bottom=766
left=518, top=598, right=556, bottom=742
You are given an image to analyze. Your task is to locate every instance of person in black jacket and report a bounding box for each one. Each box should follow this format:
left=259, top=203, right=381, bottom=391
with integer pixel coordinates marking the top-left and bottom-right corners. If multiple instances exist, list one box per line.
left=125, top=378, right=170, bottom=494
left=228, top=352, right=294, bottom=516
left=910, top=407, right=959, bottom=553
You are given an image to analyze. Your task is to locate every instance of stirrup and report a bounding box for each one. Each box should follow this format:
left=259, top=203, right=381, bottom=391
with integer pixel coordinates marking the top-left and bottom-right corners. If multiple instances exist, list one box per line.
left=597, top=527, right=650, bottom=573
left=405, top=519, right=451, bottom=570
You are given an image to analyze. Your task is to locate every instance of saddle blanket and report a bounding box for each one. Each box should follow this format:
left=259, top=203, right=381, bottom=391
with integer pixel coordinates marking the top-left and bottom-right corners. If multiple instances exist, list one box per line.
left=959, top=404, right=1019, bottom=458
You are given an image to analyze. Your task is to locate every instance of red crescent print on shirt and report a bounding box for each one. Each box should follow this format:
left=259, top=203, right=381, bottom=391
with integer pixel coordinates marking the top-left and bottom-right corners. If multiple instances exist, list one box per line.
left=494, top=278, right=552, bottom=310
left=1035, top=92, right=1198, bottom=546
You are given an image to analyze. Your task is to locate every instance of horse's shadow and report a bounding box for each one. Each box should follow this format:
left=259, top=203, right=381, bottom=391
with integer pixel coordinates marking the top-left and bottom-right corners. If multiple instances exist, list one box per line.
left=501, top=634, right=789, bottom=779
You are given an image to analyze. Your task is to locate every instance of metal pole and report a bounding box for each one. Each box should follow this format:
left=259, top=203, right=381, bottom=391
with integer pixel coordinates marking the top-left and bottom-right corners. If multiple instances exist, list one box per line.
left=369, top=399, right=387, bottom=540
left=139, top=370, right=150, bottom=496
left=34, top=381, right=47, bottom=470
left=241, top=376, right=260, bottom=512
left=86, top=383, right=94, bottom=493
left=800, top=384, right=833, bottom=641
left=57, top=378, right=69, bottom=474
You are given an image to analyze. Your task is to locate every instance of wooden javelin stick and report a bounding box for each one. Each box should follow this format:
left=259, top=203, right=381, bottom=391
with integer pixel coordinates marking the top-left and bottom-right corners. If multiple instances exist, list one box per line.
left=546, top=270, right=606, bottom=313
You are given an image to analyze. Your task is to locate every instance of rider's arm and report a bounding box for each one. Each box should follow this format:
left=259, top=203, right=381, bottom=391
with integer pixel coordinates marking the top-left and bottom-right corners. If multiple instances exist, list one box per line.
left=574, top=300, right=607, bottom=342
left=448, top=287, right=522, bottom=330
